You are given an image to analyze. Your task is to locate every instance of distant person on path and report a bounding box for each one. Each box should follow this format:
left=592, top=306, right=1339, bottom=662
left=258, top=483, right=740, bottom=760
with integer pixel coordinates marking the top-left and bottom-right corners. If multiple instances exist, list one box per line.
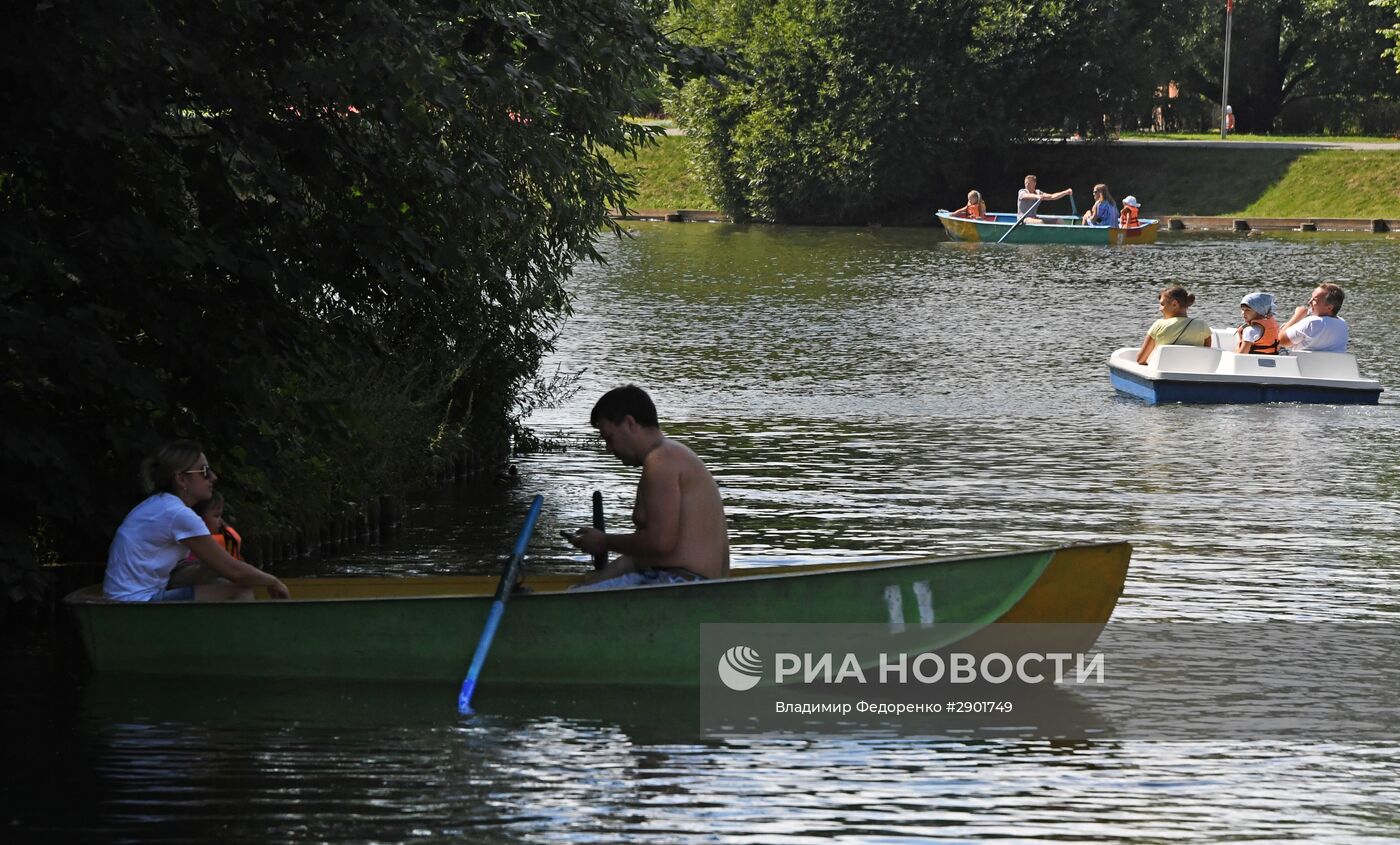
left=1119, top=196, right=1142, bottom=228
left=1082, top=183, right=1118, bottom=226
left=1277, top=284, right=1349, bottom=353
left=567, top=385, right=730, bottom=590
left=1234, top=291, right=1280, bottom=355
left=1017, top=175, right=1072, bottom=224
left=1135, top=285, right=1212, bottom=365
left=103, top=440, right=290, bottom=601
left=952, top=190, right=988, bottom=219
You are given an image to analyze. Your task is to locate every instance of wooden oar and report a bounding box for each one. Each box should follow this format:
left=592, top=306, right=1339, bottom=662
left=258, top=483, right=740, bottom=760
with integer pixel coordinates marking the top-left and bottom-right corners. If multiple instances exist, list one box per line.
left=591, top=490, right=606, bottom=570
left=997, top=197, right=1042, bottom=244
left=457, top=494, right=544, bottom=715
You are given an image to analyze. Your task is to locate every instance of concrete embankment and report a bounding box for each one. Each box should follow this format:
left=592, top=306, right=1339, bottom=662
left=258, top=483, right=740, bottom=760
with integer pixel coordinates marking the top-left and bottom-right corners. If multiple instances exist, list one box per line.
left=1165, top=216, right=1398, bottom=233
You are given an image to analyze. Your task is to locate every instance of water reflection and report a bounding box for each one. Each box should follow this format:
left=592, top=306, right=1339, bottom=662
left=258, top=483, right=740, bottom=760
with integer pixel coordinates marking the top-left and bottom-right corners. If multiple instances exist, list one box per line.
left=35, top=677, right=1397, bottom=841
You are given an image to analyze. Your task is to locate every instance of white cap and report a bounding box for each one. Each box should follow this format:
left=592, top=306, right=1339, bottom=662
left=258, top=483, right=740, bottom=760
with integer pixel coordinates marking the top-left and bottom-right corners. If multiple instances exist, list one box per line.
left=1241, top=291, right=1275, bottom=316
left=1123, top=196, right=1140, bottom=208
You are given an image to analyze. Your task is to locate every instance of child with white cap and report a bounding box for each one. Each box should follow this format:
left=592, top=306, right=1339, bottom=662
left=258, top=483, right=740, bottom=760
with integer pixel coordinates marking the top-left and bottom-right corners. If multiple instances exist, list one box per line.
left=1234, top=291, right=1280, bottom=355
left=1118, top=196, right=1141, bottom=228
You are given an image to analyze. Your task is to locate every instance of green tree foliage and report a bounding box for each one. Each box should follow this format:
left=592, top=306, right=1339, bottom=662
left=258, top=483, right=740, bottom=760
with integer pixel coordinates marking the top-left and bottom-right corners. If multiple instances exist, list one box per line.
left=671, top=0, right=1180, bottom=223
left=1, top=0, right=714, bottom=595
left=1379, top=0, right=1400, bottom=73
left=1171, top=0, right=1400, bottom=132
left=964, top=0, right=1181, bottom=138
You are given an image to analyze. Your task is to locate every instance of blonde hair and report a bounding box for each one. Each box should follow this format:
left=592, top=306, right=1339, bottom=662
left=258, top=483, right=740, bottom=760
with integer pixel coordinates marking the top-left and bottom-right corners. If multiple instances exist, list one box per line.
left=140, top=440, right=205, bottom=495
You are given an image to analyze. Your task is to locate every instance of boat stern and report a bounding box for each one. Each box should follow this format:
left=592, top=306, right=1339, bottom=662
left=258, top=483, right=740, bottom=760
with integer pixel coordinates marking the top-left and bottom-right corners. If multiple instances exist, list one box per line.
left=1107, top=348, right=1161, bottom=403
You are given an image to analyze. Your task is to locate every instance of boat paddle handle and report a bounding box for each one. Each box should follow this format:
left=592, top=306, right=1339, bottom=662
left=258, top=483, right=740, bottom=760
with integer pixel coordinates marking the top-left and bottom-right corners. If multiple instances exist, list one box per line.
left=458, top=494, right=543, bottom=714
left=591, top=490, right=606, bottom=570
left=997, top=197, right=1041, bottom=244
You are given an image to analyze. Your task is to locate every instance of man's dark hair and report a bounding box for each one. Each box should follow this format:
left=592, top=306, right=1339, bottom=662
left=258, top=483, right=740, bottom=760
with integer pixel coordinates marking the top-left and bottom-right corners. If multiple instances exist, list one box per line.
left=590, top=384, right=659, bottom=428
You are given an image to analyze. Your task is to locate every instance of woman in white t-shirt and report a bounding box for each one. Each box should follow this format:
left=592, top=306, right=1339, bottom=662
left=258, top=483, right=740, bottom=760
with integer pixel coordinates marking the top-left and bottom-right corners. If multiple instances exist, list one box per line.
left=103, top=440, right=291, bottom=602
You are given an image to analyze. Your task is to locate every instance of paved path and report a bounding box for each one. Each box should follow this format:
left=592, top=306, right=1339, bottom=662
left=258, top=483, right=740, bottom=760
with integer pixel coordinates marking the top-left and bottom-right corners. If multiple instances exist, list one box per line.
left=1094, top=138, right=1400, bottom=151
left=659, top=123, right=1400, bottom=149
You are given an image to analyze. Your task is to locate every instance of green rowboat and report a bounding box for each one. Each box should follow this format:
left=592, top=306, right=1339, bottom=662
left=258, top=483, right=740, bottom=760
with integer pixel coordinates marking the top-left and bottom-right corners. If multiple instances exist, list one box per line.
left=65, top=542, right=1130, bottom=685
left=936, top=210, right=1160, bottom=245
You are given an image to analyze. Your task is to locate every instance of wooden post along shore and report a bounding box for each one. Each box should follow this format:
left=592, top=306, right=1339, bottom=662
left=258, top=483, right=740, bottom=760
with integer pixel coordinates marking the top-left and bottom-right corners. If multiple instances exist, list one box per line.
left=1166, top=216, right=1399, bottom=233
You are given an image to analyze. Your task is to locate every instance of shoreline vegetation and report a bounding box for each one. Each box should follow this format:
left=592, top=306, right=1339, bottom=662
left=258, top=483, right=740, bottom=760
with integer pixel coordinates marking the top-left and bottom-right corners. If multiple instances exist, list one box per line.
left=607, top=133, right=1400, bottom=222
left=2, top=3, right=722, bottom=616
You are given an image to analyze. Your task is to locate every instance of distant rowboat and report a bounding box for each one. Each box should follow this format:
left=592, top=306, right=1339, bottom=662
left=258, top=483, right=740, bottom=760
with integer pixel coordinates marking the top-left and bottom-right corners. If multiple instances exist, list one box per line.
left=65, top=542, right=1130, bottom=685
left=936, top=210, right=1160, bottom=245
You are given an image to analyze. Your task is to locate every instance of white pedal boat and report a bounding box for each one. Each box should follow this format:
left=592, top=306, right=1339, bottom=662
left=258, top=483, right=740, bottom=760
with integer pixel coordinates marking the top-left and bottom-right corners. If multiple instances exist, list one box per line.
left=1108, top=329, right=1382, bottom=405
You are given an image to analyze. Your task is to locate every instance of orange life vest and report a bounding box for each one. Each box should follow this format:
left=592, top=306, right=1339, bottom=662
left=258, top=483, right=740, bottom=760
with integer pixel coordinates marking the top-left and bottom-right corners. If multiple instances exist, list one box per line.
left=954, top=202, right=987, bottom=220
left=213, top=526, right=243, bottom=561
left=1241, top=315, right=1280, bottom=355
left=1119, top=205, right=1140, bottom=227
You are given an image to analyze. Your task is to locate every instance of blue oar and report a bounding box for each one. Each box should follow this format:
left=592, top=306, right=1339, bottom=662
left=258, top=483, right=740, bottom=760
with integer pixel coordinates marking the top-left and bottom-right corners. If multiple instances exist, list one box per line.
left=1069, top=192, right=1078, bottom=222
left=996, top=197, right=1042, bottom=244
left=458, top=494, right=544, bottom=714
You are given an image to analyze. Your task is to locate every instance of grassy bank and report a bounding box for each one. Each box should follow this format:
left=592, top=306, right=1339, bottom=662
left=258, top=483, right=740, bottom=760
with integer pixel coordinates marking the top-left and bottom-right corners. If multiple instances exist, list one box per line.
left=604, top=135, right=712, bottom=211
left=610, top=135, right=1400, bottom=219
left=996, top=145, right=1400, bottom=218
left=1121, top=131, right=1400, bottom=144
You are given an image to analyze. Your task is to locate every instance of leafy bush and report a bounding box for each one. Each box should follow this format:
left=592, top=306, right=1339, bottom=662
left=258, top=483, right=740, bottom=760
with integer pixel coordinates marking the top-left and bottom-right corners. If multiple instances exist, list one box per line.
left=0, top=0, right=717, bottom=596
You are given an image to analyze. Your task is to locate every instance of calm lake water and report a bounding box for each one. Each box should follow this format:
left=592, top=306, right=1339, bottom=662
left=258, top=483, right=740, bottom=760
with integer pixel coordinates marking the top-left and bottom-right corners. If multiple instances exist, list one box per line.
left=6, top=223, right=1400, bottom=841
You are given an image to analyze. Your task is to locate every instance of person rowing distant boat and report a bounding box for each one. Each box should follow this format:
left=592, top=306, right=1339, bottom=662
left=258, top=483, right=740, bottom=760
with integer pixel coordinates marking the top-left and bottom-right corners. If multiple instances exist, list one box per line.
left=1017, top=174, right=1072, bottom=224
left=567, top=385, right=730, bottom=590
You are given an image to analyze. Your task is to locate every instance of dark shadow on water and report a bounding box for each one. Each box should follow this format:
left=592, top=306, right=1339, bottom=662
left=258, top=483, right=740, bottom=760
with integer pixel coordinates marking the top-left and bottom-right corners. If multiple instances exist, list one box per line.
left=78, top=674, right=709, bottom=741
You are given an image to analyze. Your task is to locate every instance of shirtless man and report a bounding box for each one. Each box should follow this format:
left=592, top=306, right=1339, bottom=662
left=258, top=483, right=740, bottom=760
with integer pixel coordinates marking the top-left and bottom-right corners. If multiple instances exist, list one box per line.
left=567, top=385, right=729, bottom=589
left=1017, top=174, right=1072, bottom=224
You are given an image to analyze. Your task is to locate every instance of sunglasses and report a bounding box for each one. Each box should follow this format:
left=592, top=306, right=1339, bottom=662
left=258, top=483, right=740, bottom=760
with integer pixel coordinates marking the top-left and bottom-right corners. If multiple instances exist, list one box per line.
left=181, top=464, right=214, bottom=480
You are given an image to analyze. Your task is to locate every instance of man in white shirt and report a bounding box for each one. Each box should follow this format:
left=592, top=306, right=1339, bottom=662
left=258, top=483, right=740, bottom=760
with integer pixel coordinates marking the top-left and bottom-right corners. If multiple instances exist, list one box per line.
left=1277, top=284, right=1349, bottom=353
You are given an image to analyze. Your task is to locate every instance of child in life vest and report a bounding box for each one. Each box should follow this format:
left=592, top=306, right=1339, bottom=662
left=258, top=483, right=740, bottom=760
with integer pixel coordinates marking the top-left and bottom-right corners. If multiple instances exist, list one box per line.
left=178, top=491, right=243, bottom=565
left=952, top=190, right=988, bottom=219
left=1118, top=195, right=1141, bottom=228
left=1235, top=291, right=1280, bottom=355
